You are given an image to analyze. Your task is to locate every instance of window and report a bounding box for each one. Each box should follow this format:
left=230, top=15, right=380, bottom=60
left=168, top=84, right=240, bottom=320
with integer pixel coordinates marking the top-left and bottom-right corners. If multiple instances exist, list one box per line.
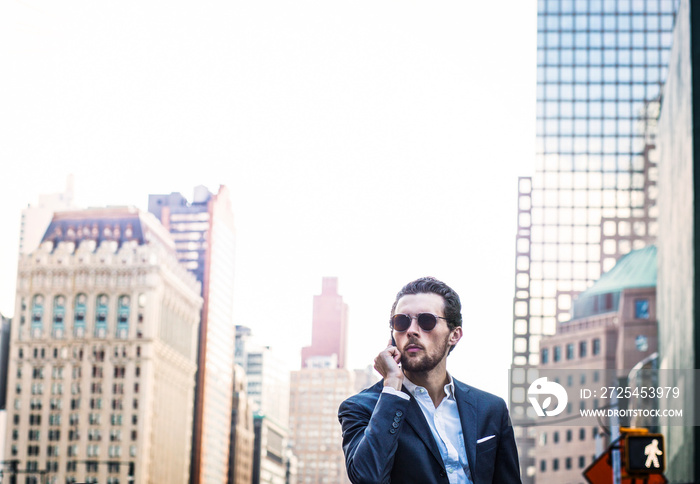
left=117, top=295, right=130, bottom=338
left=74, top=293, right=87, bottom=337
left=635, top=298, right=650, bottom=319
left=553, top=432, right=559, bottom=443
left=593, top=338, right=601, bottom=355
left=565, top=457, right=572, bottom=470
left=93, top=347, right=105, bottom=362
left=579, top=340, right=587, bottom=357
left=540, top=460, right=546, bottom=472
left=553, top=346, right=561, bottom=362
left=95, top=294, right=109, bottom=338
left=553, top=458, right=559, bottom=471
left=52, top=366, right=63, bottom=379
left=31, top=294, right=44, bottom=334
left=566, top=343, right=575, bottom=360
left=566, top=430, right=572, bottom=442
left=541, top=348, right=549, bottom=364
left=52, top=295, right=66, bottom=337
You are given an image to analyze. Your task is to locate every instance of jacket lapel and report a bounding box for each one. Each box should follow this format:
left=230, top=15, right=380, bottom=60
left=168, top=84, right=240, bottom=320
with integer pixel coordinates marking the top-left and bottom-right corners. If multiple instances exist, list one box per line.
left=402, top=385, right=444, bottom=468
left=454, top=379, right=477, bottom=480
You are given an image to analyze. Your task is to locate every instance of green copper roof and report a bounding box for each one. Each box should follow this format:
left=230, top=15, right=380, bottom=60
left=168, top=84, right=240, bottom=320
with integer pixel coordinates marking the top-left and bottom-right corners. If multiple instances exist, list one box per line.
left=580, top=245, right=657, bottom=297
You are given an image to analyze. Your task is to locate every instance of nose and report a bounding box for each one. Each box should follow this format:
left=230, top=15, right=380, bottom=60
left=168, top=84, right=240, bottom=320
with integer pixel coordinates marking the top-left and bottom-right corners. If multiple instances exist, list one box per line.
left=406, top=317, right=421, bottom=337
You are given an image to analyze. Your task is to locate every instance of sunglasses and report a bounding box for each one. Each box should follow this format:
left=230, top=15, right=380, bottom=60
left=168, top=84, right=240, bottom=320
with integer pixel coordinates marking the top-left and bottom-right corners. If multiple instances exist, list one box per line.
left=390, top=313, right=448, bottom=332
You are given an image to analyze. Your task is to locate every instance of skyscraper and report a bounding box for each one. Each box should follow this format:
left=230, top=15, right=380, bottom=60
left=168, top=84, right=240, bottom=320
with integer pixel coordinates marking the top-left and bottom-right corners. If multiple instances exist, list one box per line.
left=301, top=277, right=348, bottom=369
left=234, top=326, right=291, bottom=484
left=228, top=364, right=255, bottom=484
left=149, top=185, right=237, bottom=484
left=510, top=2, right=679, bottom=481
left=289, top=278, right=354, bottom=484
left=4, top=207, right=201, bottom=484
left=19, top=175, right=76, bottom=256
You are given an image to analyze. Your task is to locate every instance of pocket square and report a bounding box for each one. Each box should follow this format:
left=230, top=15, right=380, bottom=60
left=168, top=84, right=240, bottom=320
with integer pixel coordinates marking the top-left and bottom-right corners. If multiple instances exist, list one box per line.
left=477, top=435, right=495, bottom=444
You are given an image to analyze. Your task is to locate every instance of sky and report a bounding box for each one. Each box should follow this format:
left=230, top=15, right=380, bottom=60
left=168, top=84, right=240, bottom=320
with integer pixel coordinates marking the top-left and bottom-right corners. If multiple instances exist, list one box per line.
left=0, top=0, right=536, bottom=400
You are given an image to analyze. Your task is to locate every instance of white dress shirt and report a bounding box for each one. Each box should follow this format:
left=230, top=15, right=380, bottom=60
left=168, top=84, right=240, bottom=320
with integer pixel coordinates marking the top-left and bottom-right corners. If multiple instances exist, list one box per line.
left=383, top=375, right=473, bottom=483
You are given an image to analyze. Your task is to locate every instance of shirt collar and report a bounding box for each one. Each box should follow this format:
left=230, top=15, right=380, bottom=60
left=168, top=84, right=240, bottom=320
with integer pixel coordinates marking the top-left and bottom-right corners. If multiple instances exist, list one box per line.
left=403, top=373, right=456, bottom=399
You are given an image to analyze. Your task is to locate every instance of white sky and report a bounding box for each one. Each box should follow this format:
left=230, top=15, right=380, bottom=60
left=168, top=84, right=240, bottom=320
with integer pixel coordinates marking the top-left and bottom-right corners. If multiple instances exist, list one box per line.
left=0, top=0, right=536, bottom=400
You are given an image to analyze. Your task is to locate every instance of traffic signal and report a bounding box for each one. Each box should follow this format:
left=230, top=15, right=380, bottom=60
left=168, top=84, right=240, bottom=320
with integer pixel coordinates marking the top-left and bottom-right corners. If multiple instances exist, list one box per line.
left=625, top=433, right=665, bottom=475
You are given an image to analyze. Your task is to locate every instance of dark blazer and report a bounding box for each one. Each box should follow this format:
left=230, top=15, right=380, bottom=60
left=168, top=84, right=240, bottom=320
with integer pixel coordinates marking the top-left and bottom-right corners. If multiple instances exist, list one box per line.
left=338, top=378, right=521, bottom=484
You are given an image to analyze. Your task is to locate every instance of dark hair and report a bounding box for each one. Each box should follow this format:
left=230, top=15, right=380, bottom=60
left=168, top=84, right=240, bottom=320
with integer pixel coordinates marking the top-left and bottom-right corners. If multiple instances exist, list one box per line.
left=389, top=276, right=463, bottom=330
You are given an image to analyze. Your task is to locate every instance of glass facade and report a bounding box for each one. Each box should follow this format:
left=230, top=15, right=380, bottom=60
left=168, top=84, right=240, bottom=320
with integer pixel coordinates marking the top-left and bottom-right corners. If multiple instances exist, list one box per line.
left=148, top=187, right=236, bottom=484
left=511, top=1, right=680, bottom=481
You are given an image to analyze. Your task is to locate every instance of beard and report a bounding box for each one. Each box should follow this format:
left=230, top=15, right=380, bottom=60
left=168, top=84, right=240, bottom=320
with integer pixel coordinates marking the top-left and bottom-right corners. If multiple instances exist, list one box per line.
left=400, top=333, right=451, bottom=373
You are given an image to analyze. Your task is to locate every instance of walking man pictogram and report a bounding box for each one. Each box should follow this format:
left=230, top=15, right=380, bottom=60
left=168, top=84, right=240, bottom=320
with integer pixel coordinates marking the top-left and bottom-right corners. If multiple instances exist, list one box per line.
left=644, top=438, right=663, bottom=468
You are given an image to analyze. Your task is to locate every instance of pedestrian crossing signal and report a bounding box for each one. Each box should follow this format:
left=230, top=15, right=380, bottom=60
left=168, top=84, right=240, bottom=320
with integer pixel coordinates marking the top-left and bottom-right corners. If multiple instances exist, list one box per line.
left=625, top=434, right=665, bottom=475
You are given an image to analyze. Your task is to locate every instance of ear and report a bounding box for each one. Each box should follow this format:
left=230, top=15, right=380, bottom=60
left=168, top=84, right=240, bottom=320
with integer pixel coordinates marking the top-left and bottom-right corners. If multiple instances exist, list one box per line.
left=449, top=327, right=463, bottom=347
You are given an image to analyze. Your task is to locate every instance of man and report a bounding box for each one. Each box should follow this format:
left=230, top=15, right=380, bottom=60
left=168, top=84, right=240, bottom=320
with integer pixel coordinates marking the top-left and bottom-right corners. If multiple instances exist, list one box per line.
left=338, top=277, right=521, bottom=484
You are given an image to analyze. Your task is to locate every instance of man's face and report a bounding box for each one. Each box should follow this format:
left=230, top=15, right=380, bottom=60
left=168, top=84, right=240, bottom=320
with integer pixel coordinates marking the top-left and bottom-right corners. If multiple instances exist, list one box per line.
left=392, top=292, right=461, bottom=374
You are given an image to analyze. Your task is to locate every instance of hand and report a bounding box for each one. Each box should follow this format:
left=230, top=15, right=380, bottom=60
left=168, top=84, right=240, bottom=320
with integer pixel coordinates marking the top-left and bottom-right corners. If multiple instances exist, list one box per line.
left=374, top=344, right=404, bottom=391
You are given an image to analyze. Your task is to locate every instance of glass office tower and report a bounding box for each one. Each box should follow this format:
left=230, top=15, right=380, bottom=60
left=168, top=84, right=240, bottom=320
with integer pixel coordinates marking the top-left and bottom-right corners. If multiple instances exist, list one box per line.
left=149, top=186, right=237, bottom=484
left=510, top=1, right=679, bottom=481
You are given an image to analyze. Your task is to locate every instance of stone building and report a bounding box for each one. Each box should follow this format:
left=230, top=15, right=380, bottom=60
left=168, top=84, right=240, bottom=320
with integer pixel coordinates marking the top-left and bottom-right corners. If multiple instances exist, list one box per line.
left=3, top=207, right=201, bottom=484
